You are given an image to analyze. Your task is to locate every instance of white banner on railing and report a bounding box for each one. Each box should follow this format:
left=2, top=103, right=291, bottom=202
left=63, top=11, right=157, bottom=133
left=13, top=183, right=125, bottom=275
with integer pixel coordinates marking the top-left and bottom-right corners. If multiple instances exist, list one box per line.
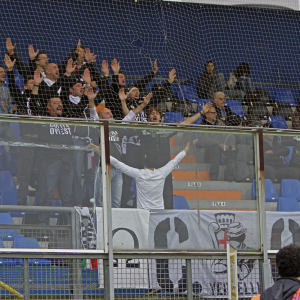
left=162, top=0, right=300, bottom=11
left=95, top=209, right=300, bottom=295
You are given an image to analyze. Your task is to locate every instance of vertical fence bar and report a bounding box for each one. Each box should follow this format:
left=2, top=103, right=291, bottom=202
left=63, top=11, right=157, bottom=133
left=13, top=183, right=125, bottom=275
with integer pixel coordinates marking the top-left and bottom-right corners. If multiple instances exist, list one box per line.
left=23, top=258, right=30, bottom=300
left=186, top=258, right=193, bottom=300
left=255, top=129, right=270, bottom=290
left=101, top=121, right=114, bottom=300
left=72, top=211, right=83, bottom=299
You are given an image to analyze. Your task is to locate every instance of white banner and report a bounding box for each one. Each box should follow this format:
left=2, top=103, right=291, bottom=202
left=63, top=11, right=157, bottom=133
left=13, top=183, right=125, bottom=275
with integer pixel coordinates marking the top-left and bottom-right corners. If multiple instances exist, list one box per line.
left=95, top=209, right=300, bottom=295
left=162, top=0, right=300, bottom=11
left=96, top=208, right=150, bottom=288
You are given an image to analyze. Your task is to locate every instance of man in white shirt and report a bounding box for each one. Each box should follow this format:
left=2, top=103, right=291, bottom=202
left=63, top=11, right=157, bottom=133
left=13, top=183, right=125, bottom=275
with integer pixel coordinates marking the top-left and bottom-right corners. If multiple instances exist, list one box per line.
left=110, top=143, right=189, bottom=210
left=89, top=91, right=153, bottom=208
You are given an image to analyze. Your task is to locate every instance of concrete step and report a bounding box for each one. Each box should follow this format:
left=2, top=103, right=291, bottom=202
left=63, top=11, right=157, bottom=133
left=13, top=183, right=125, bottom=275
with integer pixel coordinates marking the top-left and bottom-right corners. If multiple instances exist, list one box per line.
left=186, top=199, right=277, bottom=211
left=173, top=180, right=253, bottom=199
left=172, top=170, right=210, bottom=180
left=174, top=162, right=210, bottom=171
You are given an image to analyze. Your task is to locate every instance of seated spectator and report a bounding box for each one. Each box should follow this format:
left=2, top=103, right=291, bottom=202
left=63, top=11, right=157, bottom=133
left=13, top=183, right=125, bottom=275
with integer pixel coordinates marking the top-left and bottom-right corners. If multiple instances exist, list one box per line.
left=194, top=105, right=236, bottom=180
left=200, top=102, right=223, bottom=126
left=212, top=91, right=241, bottom=126
left=226, top=62, right=254, bottom=99
left=264, top=134, right=299, bottom=182
left=196, top=60, right=225, bottom=99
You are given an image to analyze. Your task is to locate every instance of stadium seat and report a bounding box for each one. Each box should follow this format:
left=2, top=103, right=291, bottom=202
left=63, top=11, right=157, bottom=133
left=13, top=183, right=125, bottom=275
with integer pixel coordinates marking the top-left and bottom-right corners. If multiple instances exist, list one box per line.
left=275, top=89, right=297, bottom=107
left=13, top=237, right=40, bottom=249
left=283, top=146, right=294, bottom=166
left=252, top=179, right=279, bottom=202
left=0, top=171, right=18, bottom=205
left=175, top=85, right=200, bottom=102
left=226, top=99, right=245, bottom=117
left=280, top=179, right=300, bottom=200
left=0, top=212, right=21, bottom=241
left=267, top=116, right=288, bottom=129
left=164, top=112, right=184, bottom=124
left=272, top=102, right=293, bottom=120
left=173, top=195, right=190, bottom=209
left=278, top=196, right=300, bottom=211
left=13, top=237, right=51, bottom=265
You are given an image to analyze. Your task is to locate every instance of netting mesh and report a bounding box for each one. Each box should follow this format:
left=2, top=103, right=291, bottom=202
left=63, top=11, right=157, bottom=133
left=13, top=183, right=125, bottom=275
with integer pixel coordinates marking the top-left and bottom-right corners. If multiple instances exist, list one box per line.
left=0, top=0, right=299, bottom=127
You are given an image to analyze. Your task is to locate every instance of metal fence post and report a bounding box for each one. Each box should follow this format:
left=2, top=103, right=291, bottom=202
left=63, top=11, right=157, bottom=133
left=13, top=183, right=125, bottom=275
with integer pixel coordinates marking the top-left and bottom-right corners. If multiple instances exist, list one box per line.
left=23, top=258, right=30, bottom=300
left=186, top=258, right=193, bottom=300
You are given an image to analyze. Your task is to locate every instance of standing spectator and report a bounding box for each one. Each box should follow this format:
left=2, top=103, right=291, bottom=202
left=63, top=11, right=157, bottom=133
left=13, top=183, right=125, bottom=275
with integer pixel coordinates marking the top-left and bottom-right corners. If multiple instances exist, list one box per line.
left=89, top=92, right=153, bottom=208
left=0, top=65, right=13, bottom=114
left=35, top=96, right=74, bottom=210
left=251, top=244, right=300, bottom=300
left=6, top=38, right=48, bottom=79
left=197, top=61, right=225, bottom=99
left=110, top=58, right=158, bottom=119
left=120, top=98, right=202, bottom=208
left=4, top=54, right=34, bottom=115
left=4, top=54, right=38, bottom=205
left=110, top=143, right=190, bottom=210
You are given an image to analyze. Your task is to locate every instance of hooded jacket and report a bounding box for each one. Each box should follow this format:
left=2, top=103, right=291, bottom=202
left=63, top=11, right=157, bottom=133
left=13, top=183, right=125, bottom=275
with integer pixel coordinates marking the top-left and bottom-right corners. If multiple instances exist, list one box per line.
left=252, top=278, right=300, bottom=300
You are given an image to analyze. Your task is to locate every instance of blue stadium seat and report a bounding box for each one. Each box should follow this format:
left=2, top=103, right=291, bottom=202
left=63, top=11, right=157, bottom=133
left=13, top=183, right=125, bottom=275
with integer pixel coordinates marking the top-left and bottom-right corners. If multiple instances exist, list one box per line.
left=0, top=171, right=18, bottom=205
left=281, top=179, right=300, bottom=200
left=226, top=99, right=245, bottom=117
left=13, top=237, right=40, bottom=248
left=252, top=179, right=279, bottom=202
left=0, top=212, right=21, bottom=241
left=283, top=146, right=294, bottom=166
left=13, top=237, right=50, bottom=265
left=278, top=196, right=300, bottom=211
left=164, top=112, right=184, bottom=124
left=176, top=85, right=199, bottom=102
left=268, top=116, right=288, bottom=129
left=275, top=89, right=297, bottom=106
left=173, top=195, right=190, bottom=209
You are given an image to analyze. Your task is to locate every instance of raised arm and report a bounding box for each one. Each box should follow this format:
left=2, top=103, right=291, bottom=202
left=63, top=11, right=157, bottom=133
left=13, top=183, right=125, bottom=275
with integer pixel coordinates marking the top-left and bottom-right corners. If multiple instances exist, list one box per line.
left=133, top=92, right=152, bottom=115
left=119, top=88, right=130, bottom=116
left=110, top=156, right=141, bottom=178
left=180, top=102, right=213, bottom=125
left=6, top=37, right=32, bottom=78
left=159, top=143, right=189, bottom=177
left=134, top=59, right=158, bottom=89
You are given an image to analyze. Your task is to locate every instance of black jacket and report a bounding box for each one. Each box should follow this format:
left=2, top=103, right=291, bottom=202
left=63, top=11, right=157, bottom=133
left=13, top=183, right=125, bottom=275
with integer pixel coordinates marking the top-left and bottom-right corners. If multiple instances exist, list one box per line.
left=260, top=278, right=300, bottom=300
left=213, top=103, right=241, bottom=126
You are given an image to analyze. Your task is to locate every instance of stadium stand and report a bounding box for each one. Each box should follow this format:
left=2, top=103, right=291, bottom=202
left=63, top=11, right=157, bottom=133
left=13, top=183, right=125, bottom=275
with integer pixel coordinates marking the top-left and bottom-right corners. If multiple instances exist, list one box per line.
left=0, top=0, right=299, bottom=298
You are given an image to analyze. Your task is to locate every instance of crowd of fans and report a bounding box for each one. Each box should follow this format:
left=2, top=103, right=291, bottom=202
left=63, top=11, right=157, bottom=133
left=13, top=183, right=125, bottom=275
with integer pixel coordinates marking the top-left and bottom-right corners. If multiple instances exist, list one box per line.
left=0, top=37, right=299, bottom=214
